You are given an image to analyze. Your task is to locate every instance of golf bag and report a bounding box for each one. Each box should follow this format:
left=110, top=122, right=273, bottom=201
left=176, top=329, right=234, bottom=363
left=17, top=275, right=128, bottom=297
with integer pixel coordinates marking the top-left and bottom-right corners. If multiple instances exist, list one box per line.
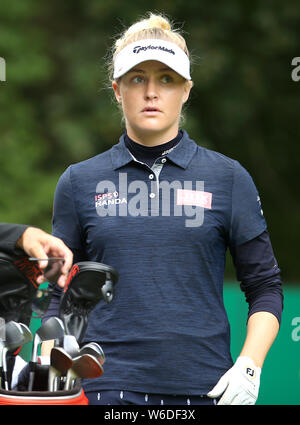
left=0, top=257, right=118, bottom=404
left=0, top=376, right=88, bottom=405
left=0, top=352, right=89, bottom=405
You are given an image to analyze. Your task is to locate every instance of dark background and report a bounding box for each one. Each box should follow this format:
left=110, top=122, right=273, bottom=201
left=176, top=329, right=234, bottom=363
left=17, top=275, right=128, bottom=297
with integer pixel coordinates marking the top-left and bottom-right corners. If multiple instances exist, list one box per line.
left=1, top=0, right=299, bottom=283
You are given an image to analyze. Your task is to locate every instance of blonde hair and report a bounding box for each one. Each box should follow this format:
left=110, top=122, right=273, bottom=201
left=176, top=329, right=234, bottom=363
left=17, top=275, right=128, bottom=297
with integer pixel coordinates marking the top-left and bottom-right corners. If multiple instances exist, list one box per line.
left=108, top=12, right=190, bottom=82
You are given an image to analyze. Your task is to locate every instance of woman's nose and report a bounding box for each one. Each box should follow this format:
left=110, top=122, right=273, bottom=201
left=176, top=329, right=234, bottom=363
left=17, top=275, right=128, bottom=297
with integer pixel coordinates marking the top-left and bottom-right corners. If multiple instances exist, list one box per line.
left=144, top=79, right=158, bottom=100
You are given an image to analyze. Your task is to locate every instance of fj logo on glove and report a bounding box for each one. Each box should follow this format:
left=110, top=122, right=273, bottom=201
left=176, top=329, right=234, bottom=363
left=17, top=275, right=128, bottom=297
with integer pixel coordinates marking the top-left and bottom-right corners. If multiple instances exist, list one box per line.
left=246, top=367, right=255, bottom=378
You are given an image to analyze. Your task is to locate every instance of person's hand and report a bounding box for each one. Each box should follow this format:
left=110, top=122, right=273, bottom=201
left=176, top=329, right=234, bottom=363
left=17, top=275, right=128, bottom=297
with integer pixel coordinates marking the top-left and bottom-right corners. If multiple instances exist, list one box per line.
left=207, top=356, right=261, bottom=405
left=16, top=227, right=73, bottom=288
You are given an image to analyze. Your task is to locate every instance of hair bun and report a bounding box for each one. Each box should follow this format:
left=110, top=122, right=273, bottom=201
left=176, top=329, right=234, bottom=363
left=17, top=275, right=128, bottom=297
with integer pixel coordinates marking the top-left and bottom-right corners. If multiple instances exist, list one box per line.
left=123, top=13, right=171, bottom=38
left=147, top=13, right=171, bottom=31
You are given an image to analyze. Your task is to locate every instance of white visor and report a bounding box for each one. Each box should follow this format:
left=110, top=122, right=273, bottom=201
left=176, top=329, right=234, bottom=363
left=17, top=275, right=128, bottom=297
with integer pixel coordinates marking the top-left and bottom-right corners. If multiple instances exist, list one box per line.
left=113, top=38, right=191, bottom=80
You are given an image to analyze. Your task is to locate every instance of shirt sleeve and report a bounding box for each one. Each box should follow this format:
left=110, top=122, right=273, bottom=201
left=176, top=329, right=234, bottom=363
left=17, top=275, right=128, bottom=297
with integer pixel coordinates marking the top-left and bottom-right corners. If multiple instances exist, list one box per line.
left=52, top=166, right=84, bottom=250
left=0, top=223, right=29, bottom=255
left=230, top=230, right=284, bottom=324
left=230, top=161, right=267, bottom=245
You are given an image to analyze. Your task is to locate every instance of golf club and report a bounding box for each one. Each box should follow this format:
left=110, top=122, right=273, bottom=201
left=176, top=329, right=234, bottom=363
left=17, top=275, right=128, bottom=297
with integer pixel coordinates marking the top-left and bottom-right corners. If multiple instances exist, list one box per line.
left=0, top=320, right=4, bottom=389
left=79, top=342, right=105, bottom=365
left=7, top=323, right=33, bottom=391
left=64, top=353, right=103, bottom=390
left=1, top=321, right=25, bottom=390
left=48, top=346, right=73, bottom=392
left=61, top=334, right=80, bottom=358
left=18, top=323, right=33, bottom=345
left=28, top=316, right=65, bottom=391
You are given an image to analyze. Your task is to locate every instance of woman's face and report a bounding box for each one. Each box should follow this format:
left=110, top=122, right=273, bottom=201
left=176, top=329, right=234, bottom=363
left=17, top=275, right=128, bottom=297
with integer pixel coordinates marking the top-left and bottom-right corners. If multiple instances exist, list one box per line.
left=112, top=60, right=192, bottom=144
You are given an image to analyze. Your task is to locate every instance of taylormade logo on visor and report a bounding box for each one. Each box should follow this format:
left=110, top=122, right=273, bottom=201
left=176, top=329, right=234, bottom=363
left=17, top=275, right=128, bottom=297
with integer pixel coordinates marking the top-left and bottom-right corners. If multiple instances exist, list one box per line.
left=133, top=44, right=175, bottom=55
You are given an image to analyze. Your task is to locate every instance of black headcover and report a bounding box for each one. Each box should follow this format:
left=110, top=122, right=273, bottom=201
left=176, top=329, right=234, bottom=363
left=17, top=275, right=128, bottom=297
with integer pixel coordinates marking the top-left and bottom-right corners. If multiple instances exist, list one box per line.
left=59, top=262, right=118, bottom=342
left=0, top=252, right=42, bottom=325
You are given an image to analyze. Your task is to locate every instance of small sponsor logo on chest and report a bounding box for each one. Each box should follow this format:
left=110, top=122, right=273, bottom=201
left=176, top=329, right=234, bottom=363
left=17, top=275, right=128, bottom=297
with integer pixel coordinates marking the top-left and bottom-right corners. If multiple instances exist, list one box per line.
left=177, top=189, right=212, bottom=209
left=95, top=191, right=127, bottom=207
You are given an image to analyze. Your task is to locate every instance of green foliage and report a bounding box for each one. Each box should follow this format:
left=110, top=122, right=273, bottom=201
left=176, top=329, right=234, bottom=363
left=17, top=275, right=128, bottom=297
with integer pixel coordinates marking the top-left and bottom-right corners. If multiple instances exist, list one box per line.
left=0, top=1, right=299, bottom=280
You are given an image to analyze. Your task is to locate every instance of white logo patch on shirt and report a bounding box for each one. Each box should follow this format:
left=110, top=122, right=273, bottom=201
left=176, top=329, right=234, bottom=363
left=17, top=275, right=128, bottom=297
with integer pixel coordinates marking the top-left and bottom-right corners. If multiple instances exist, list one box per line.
left=177, top=189, right=212, bottom=209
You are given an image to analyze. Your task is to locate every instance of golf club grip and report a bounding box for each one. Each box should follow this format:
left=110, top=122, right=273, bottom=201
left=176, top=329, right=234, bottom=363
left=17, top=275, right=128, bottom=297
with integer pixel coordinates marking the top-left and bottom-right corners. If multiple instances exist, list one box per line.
left=2, top=370, right=9, bottom=391
left=28, top=362, right=36, bottom=391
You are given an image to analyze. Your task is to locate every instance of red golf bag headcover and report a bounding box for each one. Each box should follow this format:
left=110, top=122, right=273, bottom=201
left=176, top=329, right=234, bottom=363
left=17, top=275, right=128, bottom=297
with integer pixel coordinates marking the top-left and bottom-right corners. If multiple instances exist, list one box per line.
left=59, top=261, right=118, bottom=342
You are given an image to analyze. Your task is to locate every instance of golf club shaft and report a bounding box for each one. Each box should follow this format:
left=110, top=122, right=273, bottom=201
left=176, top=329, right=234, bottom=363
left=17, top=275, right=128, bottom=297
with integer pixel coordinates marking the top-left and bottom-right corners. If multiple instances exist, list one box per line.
left=2, top=348, right=9, bottom=390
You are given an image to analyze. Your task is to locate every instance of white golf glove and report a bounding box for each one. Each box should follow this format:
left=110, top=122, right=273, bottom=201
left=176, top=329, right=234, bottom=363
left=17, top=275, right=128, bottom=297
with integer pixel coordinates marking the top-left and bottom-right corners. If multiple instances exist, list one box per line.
left=207, top=356, right=261, bottom=405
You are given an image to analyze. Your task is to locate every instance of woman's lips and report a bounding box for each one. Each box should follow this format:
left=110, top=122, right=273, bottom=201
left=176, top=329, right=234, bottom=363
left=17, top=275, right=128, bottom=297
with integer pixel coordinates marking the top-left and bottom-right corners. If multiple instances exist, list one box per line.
left=141, top=107, right=162, bottom=115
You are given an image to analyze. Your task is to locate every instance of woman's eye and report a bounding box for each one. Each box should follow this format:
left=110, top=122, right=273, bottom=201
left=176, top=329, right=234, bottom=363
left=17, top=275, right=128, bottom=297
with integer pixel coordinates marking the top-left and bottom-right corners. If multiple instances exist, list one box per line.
left=132, top=76, right=144, bottom=83
left=161, top=75, right=173, bottom=83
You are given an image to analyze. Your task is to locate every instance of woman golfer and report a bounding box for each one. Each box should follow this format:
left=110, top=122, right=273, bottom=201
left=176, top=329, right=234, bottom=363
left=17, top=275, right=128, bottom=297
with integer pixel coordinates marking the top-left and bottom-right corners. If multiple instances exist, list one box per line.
left=44, top=13, right=283, bottom=405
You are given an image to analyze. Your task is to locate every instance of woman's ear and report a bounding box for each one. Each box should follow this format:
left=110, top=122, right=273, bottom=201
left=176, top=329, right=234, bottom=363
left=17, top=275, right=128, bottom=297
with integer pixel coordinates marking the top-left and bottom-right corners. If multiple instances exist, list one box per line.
left=182, top=80, right=193, bottom=104
left=112, top=80, right=122, bottom=103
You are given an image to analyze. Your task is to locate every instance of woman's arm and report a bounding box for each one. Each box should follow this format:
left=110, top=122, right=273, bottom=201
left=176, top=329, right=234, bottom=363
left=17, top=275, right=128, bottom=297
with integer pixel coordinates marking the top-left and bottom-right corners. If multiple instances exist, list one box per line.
left=239, top=311, right=279, bottom=368
left=207, top=232, right=283, bottom=404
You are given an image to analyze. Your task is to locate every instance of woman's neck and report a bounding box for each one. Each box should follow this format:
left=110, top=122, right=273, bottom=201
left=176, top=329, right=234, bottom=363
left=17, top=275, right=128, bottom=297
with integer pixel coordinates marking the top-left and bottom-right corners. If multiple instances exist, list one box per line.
left=124, top=130, right=183, bottom=169
left=126, top=127, right=180, bottom=147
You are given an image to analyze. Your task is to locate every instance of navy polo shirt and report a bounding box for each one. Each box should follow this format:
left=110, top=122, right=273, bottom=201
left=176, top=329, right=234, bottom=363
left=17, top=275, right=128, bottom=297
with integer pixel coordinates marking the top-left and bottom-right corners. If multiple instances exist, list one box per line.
left=51, top=130, right=268, bottom=395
